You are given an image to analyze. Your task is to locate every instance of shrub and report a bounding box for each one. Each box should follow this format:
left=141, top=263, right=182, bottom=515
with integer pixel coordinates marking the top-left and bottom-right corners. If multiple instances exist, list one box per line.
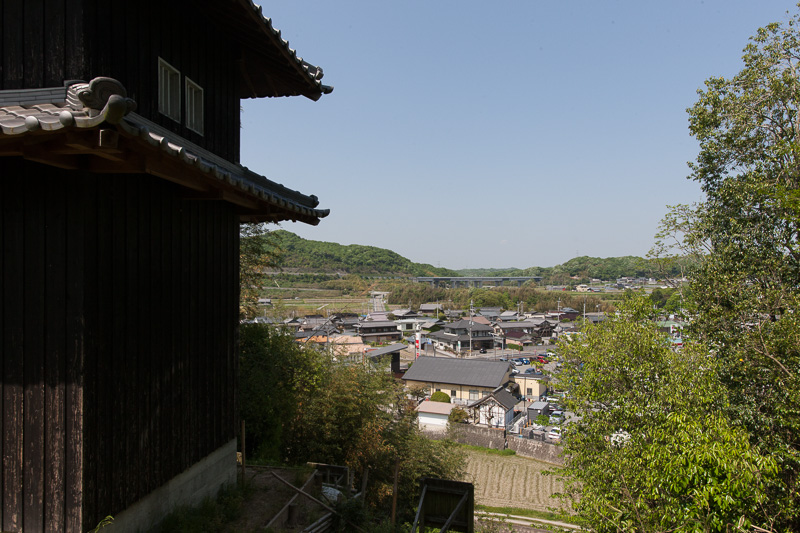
left=430, top=391, right=451, bottom=403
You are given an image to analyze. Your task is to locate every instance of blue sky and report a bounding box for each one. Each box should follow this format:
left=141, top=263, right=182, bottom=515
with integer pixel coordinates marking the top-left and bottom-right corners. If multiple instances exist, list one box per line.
left=241, top=1, right=795, bottom=269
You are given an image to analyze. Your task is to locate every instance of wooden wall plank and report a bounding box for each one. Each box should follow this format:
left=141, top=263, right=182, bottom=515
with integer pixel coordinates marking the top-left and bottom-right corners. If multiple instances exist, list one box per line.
left=43, top=0, right=65, bottom=87
left=2, top=163, right=25, bottom=532
left=150, top=182, right=164, bottom=487
left=189, top=201, right=199, bottom=464
left=23, top=176, right=46, bottom=533
left=212, top=206, right=220, bottom=444
left=0, top=152, right=4, bottom=531
left=44, top=175, right=67, bottom=533
left=179, top=198, right=191, bottom=470
left=93, top=176, right=113, bottom=520
left=169, top=192, right=182, bottom=478
left=124, top=177, right=139, bottom=508
left=65, top=172, right=85, bottom=533
left=136, top=178, right=151, bottom=499
left=110, top=177, right=127, bottom=512
left=23, top=0, right=44, bottom=87
left=2, top=0, right=24, bottom=89
left=80, top=173, right=99, bottom=528
left=196, top=202, right=213, bottom=457
left=64, top=0, right=86, bottom=80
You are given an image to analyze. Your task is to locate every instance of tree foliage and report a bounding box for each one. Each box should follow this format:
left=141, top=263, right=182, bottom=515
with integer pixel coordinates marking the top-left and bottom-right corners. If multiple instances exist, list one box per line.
left=556, top=297, right=778, bottom=532
left=238, top=324, right=466, bottom=521
left=681, top=11, right=800, bottom=527
left=239, top=223, right=282, bottom=318
left=430, top=391, right=451, bottom=403
left=563, top=10, right=800, bottom=531
left=273, top=230, right=459, bottom=277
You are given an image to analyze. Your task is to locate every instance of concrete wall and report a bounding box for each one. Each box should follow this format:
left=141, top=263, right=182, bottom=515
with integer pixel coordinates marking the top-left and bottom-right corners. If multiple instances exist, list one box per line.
left=424, top=424, right=564, bottom=464
left=447, top=424, right=507, bottom=450
left=105, top=439, right=237, bottom=532
left=507, top=436, right=564, bottom=464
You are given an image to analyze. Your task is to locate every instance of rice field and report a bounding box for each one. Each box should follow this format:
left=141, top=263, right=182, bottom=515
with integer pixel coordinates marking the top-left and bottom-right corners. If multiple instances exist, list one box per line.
left=462, top=449, right=565, bottom=512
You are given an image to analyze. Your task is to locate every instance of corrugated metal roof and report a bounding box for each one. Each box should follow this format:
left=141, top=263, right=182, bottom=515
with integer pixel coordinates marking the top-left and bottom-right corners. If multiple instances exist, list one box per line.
left=402, top=356, right=511, bottom=389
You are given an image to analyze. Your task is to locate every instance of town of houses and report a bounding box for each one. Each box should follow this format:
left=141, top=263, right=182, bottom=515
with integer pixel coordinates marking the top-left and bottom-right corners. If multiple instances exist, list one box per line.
left=247, top=298, right=612, bottom=447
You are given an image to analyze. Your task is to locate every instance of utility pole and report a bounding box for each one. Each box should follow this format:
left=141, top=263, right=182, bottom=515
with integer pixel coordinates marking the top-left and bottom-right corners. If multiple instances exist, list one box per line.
left=469, top=299, right=474, bottom=356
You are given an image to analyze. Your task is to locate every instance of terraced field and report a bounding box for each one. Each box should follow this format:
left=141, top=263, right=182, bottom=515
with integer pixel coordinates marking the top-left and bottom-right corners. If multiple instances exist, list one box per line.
left=463, top=450, right=565, bottom=512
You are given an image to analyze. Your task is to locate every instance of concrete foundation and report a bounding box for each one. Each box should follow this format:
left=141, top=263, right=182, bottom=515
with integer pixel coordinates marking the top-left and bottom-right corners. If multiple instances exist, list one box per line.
left=106, top=439, right=237, bottom=533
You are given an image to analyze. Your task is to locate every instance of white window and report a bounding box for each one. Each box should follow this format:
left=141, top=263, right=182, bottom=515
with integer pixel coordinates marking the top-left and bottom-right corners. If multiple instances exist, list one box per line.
left=185, top=77, right=204, bottom=135
left=469, top=390, right=479, bottom=401
left=158, top=58, right=180, bottom=122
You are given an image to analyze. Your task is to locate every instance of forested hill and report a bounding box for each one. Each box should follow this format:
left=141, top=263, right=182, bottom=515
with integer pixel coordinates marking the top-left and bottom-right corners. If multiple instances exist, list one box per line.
left=272, top=230, right=459, bottom=277
left=460, top=256, right=668, bottom=283
left=272, top=231, right=674, bottom=281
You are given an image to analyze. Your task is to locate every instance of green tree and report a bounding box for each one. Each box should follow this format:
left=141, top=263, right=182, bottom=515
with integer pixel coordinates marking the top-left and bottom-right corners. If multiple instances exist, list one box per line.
left=555, top=296, right=778, bottom=532
left=681, top=10, right=800, bottom=528
left=239, top=323, right=465, bottom=522
left=430, top=391, right=451, bottom=403
left=239, top=223, right=282, bottom=318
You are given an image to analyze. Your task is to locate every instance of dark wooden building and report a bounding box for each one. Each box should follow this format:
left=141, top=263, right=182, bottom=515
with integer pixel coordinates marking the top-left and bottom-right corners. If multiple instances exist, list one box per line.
left=0, top=1, right=332, bottom=531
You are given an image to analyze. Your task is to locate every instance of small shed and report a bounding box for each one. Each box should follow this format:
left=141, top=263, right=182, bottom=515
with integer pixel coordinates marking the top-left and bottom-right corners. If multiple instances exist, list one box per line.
left=528, top=401, right=551, bottom=419
left=416, top=400, right=455, bottom=430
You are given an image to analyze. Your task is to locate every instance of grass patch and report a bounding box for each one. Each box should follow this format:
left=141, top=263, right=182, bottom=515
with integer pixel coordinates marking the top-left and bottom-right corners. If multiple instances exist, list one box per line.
left=456, top=444, right=516, bottom=456
left=475, top=504, right=580, bottom=525
left=157, top=481, right=250, bottom=533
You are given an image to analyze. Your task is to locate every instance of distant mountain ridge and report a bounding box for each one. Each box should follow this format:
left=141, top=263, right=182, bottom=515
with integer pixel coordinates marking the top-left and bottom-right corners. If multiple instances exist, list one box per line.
left=273, top=230, right=459, bottom=277
left=273, top=231, right=663, bottom=282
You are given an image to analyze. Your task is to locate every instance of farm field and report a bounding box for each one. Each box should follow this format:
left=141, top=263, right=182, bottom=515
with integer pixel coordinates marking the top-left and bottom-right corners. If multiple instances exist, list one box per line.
left=463, top=450, right=565, bottom=512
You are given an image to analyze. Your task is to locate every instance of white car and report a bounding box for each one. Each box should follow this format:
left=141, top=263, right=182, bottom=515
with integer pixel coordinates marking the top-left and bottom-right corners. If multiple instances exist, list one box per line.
left=548, top=427, right=562, bottom=441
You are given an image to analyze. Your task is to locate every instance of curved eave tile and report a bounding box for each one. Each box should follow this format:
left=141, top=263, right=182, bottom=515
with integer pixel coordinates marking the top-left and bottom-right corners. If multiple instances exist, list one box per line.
left=117, top=118, right=329, bottom=224
left=244, top=0, right=333, bottom=99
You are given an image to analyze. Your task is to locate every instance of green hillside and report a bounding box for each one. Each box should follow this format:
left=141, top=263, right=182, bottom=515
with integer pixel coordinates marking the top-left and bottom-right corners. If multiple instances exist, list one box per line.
left=273, top=231, right=680, bottom=282
left=273, top=230, right=459, bottom=277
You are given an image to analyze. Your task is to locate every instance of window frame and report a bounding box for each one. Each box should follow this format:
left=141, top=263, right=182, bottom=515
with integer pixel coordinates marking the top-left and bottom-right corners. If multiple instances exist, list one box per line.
left=185, top=77, right=204, bottom=135
left=158, top=58, right=181, bottom=123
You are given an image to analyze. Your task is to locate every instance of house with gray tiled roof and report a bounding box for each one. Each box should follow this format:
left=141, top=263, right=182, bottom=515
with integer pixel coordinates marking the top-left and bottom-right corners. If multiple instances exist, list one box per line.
left=427, top=319, right=495, bottom=353
left=419, top=303, right=443, bottom=315
left=402, top=356, right=513, bottom=405
left=468, top=387, right=519, bottom=428
left=0, top=1, right=331, bottom=530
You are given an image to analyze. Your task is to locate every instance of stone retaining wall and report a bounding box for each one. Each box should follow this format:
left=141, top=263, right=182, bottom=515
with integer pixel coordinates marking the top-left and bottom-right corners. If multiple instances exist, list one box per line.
left=448, top=424, right=507, bottom=450
left=424, top=424, right=564, bottom=464
left=507, top=435, right=564, bottom=464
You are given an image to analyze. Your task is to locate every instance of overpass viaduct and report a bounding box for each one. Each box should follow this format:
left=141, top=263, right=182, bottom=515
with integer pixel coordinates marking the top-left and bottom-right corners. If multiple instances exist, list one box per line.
left=412, top=276, right=541, bottom=288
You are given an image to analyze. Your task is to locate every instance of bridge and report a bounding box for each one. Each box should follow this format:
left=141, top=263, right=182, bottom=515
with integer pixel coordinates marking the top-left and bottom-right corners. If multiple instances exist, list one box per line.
left=412, top=276, right=541, bottom=288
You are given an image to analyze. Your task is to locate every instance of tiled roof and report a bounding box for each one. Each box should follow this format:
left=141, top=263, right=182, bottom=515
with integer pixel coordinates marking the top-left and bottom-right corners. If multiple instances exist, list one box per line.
left=402, top=356, right=511, bottom=389
left=197, top=0, right=333, bottom=101
left=0, top=78, right=328, bottom=225
left=469, top=388, right=517, bottom=411
left=446, top=320, right=493, bottom=332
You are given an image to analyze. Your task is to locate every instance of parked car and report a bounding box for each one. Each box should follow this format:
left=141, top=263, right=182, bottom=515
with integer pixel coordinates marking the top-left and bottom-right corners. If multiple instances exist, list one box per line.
left=549, top=410, right=564, bottom=424
left=548, top=427, right=562, bottom=441
left=535, top=356, right=549, bottom=364
left=511, top=368, right=520, bottom=375
left=479, top=348, right=487, bottom=354
left=524, top=368, right=542, bottom=375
